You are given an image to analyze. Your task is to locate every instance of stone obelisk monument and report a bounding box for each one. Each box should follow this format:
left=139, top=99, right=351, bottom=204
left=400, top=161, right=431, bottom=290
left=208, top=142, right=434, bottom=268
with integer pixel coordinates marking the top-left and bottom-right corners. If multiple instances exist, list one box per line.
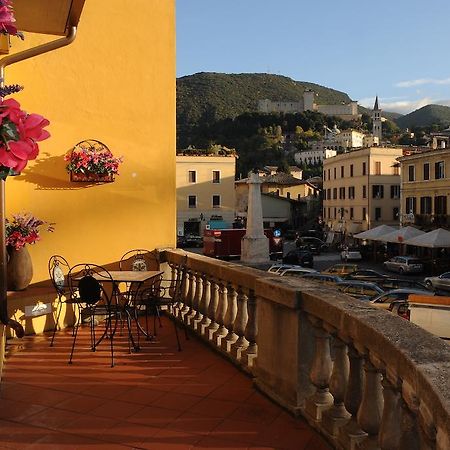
left=241, top=171, right=269, bottom=263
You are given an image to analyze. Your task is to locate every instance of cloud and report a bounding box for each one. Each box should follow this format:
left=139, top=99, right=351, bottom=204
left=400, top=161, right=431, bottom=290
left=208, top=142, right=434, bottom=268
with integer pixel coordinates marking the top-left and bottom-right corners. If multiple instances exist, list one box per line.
left=359, top=96, right=438, bottom=114
left=395, top=77, right=450, bottom=88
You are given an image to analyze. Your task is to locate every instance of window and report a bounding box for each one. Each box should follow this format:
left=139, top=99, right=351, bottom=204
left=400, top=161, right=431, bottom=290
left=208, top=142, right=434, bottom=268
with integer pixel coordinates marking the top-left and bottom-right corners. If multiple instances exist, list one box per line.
left=435, top=196, right=447, bottom=215
left=350, top=207, right=354, bottom=220
left=375, top=207, right=382, bottom=221
left=390, top=185, right=400, bottom=199
left=212, top=195, right=221, bottom=208
left=188, top=170, right=196, bottom=183
left=362, top=162, right=366, bottom=175
left=350, top=164, right=354, bottom=177
left=406, top=197, right=416, bottom=214
left=323, top=208, right=326, bottom=218
left=333, top=188, right=337, bottom=199
left=348, top=186, right=355, bottom=199
left=188, top=195, right=197, bottom=208
left=339, top=187, right=345, bottom=199
left=393, top=164, right=400, bottom=175
left=328, top=169, right=331, bottom=180
left=435, top=161, right=445, bottom=179
left=393, top=207, right=399, bottom=220
left=423, top=163, right=430, bottom=181
left=328, top=207, right=331, bottom=218
left=362, top=185, right=367, bottom=199
left=323, top=170, right=326, bottom=181
left=212, top=170, right=220, bottom=183
left=408, top=165, right=415, bottom=182
left=287, top=192, right=291, bottom=199
left=334, top=167, right=337, bottom=179
left=323, top=190, right=326, bottom=200
left=372, top=185, right=384, bottom=199
left=334, top=208, right=337, bottom=219
left=420, top=197, right=432, bottom=214
left=362, top=207, right=366, bottom=220
left=375, top=161, right=381, bottom=175
left=341, top=166, right=344, bottom=177
left=327, top=188, right=331, bottom=200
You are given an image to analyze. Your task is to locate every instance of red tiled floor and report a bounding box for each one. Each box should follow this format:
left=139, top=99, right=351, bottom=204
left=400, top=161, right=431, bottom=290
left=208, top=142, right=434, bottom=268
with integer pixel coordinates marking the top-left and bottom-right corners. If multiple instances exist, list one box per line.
left=0, top=316, right=332, bottom=449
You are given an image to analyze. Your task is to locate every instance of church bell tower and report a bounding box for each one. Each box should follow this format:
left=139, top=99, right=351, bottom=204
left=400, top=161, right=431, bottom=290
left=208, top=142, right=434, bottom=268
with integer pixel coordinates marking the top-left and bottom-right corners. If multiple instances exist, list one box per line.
left=372, top=96, right=382, bottom=143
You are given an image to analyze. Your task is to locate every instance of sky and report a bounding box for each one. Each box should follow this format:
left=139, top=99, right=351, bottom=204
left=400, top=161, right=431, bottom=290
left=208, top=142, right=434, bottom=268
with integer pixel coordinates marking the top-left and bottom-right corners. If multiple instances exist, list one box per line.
left=176, top=0, right=450, bottom=114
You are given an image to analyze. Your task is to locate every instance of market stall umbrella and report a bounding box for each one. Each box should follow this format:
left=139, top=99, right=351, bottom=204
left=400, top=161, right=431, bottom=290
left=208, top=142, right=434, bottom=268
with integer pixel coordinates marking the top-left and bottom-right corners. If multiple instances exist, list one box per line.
left=377, top=226, right=426, bottom=243
left=404, top=228, right=450, bottom=248
left=353, top=225, right=398, bottom=241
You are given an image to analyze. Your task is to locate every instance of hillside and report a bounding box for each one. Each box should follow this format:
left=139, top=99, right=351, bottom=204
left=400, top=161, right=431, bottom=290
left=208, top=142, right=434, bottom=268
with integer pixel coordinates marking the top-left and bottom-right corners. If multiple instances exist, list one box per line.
left=396, top=104, right=450, bottom=129
left=177, top=72, right=353, bottom=128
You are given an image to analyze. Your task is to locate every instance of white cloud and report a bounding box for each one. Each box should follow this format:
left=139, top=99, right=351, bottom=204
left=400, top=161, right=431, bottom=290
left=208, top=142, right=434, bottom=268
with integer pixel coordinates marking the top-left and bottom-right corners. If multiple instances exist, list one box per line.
left=359, top=96, right=439, bottom=114
left=395, top=77, right=450, bottom=88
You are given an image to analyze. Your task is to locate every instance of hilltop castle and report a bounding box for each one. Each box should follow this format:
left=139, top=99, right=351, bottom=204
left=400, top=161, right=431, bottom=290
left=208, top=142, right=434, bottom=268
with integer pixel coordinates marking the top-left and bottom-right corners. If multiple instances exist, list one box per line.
left=258, top=90, right=360, bottom=120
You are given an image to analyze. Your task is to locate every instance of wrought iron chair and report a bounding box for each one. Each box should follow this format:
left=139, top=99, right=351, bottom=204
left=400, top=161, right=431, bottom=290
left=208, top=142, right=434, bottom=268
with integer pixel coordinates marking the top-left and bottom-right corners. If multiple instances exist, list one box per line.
left=138, top=256, right=189, bottom=351
left=48, top=255, right=77, bottom=347
left=67, top=264, right=120, bottom=367
left=119, top=249, right=161, bottom=337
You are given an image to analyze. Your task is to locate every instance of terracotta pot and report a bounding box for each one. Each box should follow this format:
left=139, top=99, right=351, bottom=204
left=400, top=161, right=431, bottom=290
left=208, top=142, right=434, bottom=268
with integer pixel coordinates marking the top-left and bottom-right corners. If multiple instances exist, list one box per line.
left=7, top=246, right=33, bottom=291
left=70, top=172, right=114, bottom=183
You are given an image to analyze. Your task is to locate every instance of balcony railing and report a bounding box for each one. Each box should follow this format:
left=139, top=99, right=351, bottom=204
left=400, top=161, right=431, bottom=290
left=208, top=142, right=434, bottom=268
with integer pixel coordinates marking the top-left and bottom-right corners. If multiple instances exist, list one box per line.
left=159, top=249, right=450, bottom=450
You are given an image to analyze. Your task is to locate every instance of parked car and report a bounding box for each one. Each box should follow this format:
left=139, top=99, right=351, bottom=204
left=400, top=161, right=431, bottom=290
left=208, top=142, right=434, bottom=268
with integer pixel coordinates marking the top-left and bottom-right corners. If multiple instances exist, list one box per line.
left=335, top=280, right=384, bottom=301
left=282, top=249, right=314, bottom=267
left=282, top=229, right=298, bottom=241
left=295, top=237, right=327, bottom=255
left=340, top=249, right=362, bottom=261
left=322, top=263, right=359, bottom=276
left=267, top=264, right=302, bottom=274
left=383, top=256, right=424, bottom=274
left=177, top=234, right=203, bottom=248
left=378, top=278, right=428, bottom=291
left=344, top=270, right=388, bottom=282
left=279, top=267, right=318, bottom=277
left=300, top=273, right=343, bottom=284
left=370, top=289, right=435, bottom=309
left=424, top=272, right=450, bottom=292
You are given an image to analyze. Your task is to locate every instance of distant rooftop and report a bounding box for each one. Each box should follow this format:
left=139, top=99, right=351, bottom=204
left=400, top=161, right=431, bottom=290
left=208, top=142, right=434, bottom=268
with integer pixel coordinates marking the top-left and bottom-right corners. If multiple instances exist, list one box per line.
left=177, top=145, right=236, bottom=156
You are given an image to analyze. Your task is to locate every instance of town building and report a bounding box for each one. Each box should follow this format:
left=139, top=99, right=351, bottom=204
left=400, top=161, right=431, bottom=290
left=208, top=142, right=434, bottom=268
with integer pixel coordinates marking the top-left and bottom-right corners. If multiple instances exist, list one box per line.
left=258, top=90, right=360, bottom=120
left=335, top=129, right=365, bottom=149
left=294, top=146, right=337, bottom=165
left=397, top=148, right=450, bottom=229
left=430, top=127, right=450, bottom=149
left=323, top=146, right=403, bottom=235
left=176, top=153, right=236, bottom=236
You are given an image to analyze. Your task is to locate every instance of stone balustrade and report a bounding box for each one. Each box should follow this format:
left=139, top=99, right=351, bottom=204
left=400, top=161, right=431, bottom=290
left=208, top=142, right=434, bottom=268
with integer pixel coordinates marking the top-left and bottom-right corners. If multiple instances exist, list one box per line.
left=159, top=249, right=450, bottom=450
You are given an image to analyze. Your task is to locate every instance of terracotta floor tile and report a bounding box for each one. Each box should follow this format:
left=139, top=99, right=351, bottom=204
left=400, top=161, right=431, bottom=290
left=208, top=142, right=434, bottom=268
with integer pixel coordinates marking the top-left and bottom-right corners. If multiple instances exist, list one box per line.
left=140, top=427, right=201, bottom=450
left=114, top=386, right=165, bottom=405
left=193, top=435, right=254, bottom=449
left=127, top=404, right=183, bottom=427
left=155, top=391, right=202, bottom=412
left=165, top=410, right=223, bottom=436
left=90, top=398, right=145, bottom=420
left=209, top=418, right=269, bottom=444
left=54, top=393, right=108, bottom=414
left=187, top=397, right=240, bottom=419
left=0, top=398, right=46, bottom=423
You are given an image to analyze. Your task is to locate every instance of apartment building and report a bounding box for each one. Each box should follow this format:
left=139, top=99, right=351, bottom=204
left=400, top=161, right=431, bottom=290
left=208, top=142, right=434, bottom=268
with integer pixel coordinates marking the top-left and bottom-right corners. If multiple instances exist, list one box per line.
left=398, top=148, right=450, bottom=229
left=176, top=154, right=236, bottom=236
left=323, top=147, right=403, bottom=234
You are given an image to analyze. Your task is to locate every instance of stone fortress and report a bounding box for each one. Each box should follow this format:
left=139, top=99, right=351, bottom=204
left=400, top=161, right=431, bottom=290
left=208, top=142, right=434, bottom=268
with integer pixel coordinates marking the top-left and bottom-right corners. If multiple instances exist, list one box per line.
left=258, top=89, right=360, bottom=120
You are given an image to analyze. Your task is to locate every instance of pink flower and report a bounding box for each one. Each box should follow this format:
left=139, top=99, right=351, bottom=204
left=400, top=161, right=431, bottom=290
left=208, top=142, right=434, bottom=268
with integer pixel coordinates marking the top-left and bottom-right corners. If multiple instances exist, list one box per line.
left=0, top=98, right=26, bottom=123
left=18, top=114, right=51, bottom=141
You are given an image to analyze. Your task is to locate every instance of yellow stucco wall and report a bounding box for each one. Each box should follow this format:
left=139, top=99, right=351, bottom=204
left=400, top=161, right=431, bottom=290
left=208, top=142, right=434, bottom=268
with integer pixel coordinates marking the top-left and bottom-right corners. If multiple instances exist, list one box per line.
left=3, top=0, right=176, bottom=282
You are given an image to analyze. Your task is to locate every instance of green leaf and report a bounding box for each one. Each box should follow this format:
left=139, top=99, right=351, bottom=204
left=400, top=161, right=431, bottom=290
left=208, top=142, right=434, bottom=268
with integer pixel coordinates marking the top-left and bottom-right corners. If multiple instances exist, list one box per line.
left=2, top=120, right=20, bottom=141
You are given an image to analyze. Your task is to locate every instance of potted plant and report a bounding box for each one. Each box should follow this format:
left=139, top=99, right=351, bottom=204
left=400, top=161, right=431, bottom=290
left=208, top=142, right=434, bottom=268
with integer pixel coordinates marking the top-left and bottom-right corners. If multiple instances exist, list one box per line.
left=5, top=212, right=54, bottom=290
left=65, top=139, right=123, bottom=182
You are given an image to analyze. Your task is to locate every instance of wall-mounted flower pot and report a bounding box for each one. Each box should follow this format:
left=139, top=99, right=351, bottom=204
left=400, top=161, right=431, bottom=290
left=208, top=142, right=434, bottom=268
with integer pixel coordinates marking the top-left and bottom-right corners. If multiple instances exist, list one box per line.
left=70, top=172, right=114, bottom=183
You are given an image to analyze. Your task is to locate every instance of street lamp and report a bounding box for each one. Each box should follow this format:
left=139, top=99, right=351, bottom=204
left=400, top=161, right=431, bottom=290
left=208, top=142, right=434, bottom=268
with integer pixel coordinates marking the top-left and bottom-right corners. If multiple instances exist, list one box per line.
left=0, top=0, right=86, bottom=337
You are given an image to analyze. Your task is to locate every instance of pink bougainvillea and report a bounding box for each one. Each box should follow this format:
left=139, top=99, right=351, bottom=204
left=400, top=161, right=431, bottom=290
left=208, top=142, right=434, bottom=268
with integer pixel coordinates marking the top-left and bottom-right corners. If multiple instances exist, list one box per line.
left=5, top=213, right=54, bottom=250
left=0, top=0, right=19, bottom=36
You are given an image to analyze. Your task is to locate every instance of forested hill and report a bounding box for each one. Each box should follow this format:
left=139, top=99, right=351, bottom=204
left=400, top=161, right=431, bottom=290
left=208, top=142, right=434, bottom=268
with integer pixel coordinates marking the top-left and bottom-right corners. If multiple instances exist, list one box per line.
left=395, top=104, right=450, bottom=129
left=177, top=72, right=353, bottom=129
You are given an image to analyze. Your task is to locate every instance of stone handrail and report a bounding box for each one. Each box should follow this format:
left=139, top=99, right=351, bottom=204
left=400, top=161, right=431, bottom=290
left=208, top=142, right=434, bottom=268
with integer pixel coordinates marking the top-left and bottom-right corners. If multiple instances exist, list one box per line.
left=158, top=249, right=450, bottom=450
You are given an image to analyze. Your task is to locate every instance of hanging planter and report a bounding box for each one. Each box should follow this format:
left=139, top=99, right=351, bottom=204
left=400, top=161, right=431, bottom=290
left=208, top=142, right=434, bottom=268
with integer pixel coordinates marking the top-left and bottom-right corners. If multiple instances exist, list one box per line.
left=65, top=139, right=123, bottom=183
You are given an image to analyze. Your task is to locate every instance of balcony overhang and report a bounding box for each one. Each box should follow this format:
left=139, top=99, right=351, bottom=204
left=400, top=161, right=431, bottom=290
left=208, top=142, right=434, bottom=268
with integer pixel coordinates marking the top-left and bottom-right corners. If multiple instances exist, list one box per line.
left=13, top=0, right=86, bottom=35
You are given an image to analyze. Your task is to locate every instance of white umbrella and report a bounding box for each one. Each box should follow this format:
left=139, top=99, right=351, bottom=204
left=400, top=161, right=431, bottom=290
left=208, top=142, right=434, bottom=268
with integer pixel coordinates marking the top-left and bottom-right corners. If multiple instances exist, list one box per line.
left=378, top=226, right=425, bottom=243
left=403, top=228, right=450, bottom=248
left=353, top=225, right=398, bottom=240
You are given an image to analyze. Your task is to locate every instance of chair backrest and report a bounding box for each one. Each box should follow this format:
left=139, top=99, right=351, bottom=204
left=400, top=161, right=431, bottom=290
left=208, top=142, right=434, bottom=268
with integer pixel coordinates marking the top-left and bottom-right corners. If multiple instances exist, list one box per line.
left=48, top=255, right=70, bottom=296
left=68, top=264, right=115, bottom=306
left=119, top=249, right=159, bottom=271
left=172, top=255, right=188, bottom=302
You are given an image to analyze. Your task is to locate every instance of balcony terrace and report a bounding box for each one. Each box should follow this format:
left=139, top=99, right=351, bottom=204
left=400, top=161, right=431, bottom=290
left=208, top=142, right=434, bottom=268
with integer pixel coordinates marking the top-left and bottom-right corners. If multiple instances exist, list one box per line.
left=1, top=249, right=449, bottom=449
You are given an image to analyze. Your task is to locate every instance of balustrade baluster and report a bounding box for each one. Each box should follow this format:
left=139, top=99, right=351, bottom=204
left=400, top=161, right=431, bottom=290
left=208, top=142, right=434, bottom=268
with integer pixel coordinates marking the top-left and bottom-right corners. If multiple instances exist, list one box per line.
left=338, top=344, right=367, bottom=449
left=183, top=269, right=195, bottom=324
left=197, top=274, right=210, bottom=334
left=322, top=336, right=350, bottom=437
left=168, top=263, right=176, bottom=298
left=305, top=320, right=333, bottom=422
left=241, top=289, right=257, bottom=368
left=221, top=283, right=238, bottom=353
left=191, top=272, right=203, bottom=331
left=212, top=282, right=228, bottom=346
left=378, top=377, right=402, bottom=450
left=356, top=358, right=384, bottom=450
left=230, top=288, right=249, bottom=360
left=399, top=401, right=420, bottom=450
left=206, top=278, right=220, bottom=341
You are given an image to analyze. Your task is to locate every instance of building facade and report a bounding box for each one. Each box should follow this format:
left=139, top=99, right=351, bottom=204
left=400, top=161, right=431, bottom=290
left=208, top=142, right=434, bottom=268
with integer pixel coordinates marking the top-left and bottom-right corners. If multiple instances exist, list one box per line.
left=398, top=148, right=450, bottom=229
left=323, top=147, right=403, bottom=234
left=176, top=155, right=236, bottom=236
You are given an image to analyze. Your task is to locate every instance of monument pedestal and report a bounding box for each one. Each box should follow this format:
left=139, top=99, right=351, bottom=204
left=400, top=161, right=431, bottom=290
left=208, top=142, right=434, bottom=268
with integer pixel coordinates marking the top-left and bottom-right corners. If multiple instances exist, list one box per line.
left=241, top=236, right=269, bottom=264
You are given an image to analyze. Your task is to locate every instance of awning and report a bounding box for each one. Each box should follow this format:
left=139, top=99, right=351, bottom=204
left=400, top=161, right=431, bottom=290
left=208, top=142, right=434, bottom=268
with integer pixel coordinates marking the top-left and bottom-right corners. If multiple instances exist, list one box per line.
left=347, top=223, right=362, bottom=235
left=404, top=228, right=450, bottom=248
left=353, top=224, right=398, bottom=240
left=377, top=226, right=425, bottom=243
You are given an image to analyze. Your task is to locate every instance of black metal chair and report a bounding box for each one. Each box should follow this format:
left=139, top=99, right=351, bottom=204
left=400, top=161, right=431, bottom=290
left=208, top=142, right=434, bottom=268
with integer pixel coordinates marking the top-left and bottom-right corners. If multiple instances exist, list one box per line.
left=67, top=264, right=120, bottom=367
left=138, top=257, right=189, bottom=351
left=48, top=255, right=77, bottom=347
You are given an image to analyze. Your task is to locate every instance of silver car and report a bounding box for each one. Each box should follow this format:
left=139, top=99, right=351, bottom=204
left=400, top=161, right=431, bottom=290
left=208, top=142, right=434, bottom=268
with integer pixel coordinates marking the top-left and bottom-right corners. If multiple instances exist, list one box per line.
left=383, top=256, right=424, bottom=274
left=424, top=272, right=450, bottom=291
